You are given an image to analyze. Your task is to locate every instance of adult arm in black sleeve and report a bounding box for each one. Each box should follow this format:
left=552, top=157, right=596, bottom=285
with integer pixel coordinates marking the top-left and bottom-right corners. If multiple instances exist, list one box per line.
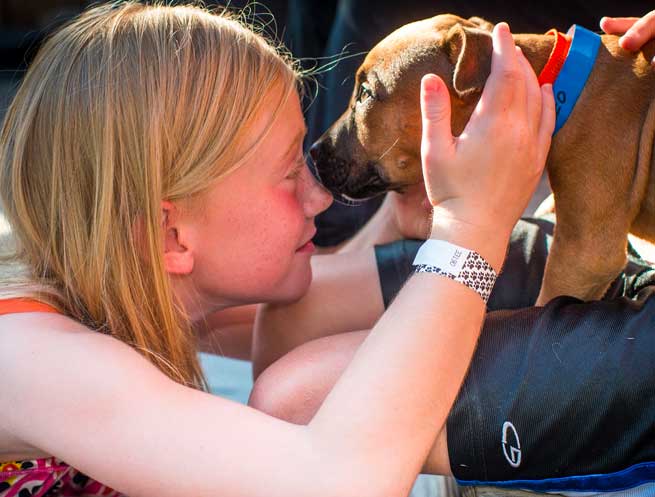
left=375, top=217, right=555, bottom=311
left=375, top=218, right=655, bottom=493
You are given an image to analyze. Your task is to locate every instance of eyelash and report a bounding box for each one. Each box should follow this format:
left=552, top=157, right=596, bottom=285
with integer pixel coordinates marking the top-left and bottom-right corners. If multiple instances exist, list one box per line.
left=351, top=82, right=375, bottom=111
left=356, top=82, right=374, bottom=103
left=286, top=155, right=305, bottom=180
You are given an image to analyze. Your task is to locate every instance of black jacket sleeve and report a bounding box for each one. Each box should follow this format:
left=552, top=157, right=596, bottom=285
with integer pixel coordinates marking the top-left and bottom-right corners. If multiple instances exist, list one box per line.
left=374, top=218, right=655, bottom=492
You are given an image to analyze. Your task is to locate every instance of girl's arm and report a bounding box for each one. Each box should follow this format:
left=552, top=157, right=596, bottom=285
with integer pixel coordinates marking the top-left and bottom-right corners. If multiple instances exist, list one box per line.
left=252, top=249, right=384, bottom=378
left=1, top=255, right=489, bottom=497
left=194, top=304, right=258, bottom=360
left=250, top=329, right=451, bottom=475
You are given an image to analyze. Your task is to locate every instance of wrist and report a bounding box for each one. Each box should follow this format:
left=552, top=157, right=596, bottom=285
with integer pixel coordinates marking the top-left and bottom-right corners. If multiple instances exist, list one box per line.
left=413, top=239, right=498, bottom=303
left=429, top=209, right=511, bottom=273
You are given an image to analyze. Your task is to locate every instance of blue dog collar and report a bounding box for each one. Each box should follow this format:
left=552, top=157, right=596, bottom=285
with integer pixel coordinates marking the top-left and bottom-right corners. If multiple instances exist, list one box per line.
left=552, top=25, right=601, bottom=134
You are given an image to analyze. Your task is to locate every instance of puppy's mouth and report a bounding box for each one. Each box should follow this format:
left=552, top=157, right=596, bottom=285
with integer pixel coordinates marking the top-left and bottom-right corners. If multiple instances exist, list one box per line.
left=315, top=159, right=393, bottom=202
left=343, top=163, right=392, bottom=199
left=337, top=176, right=412, bottom=204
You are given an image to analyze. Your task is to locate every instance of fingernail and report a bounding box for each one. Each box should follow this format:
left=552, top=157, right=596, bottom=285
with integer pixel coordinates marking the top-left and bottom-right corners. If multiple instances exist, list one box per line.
left=619, top=34, right=632, bottom=47
left=422, top=74, right=440, bottom=93
left=494, top=22, right=510, bottom=34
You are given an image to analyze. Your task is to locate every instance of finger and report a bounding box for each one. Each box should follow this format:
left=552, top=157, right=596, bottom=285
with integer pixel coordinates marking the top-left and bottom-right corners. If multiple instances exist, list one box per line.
left=420, top=74, right=455, bottom=170
left=618, top=11, right=655, bottom=51
left=599, top=16, right=638, bottom=35
left=516, top=46, right=542, bottom=127
left=535, top=84, right=555, bottom=167
left=421, top=74, right=455, bottom=195
left=420, top=74, right=454, bottom=204
left=483, top=22, right=523, bottom=113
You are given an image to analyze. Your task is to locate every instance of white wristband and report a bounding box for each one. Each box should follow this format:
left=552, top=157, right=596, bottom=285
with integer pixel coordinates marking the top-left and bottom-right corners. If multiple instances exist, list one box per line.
left=412, top=239, right=497, bottom=303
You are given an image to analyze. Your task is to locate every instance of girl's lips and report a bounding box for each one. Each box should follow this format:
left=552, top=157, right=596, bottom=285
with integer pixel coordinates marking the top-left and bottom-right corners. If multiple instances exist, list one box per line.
left=296, top=240, right=315, bottom=253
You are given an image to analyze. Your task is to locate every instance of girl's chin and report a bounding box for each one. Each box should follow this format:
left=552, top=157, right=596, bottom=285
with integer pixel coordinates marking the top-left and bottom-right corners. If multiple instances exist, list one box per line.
left=273, top=266, right=313, bottom=303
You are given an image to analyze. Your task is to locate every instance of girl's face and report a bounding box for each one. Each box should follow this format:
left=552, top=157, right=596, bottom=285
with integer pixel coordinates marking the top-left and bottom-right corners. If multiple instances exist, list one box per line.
left=178, top=89, right=333, bottom=312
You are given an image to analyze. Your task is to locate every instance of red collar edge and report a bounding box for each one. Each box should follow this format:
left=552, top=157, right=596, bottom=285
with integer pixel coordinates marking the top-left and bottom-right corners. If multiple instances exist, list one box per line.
left=537, top=29, right=572, bottom=86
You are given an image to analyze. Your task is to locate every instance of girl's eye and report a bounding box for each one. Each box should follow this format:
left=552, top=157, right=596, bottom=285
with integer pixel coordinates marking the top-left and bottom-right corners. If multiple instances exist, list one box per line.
left=356, top=82, right=375, bottom=103
left=286, top=155, right=305, bottom=180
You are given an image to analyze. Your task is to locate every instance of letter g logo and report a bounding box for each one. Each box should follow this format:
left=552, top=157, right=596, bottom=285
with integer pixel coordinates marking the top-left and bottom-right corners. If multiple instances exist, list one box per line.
left=502, top=421, right=521, bottom=468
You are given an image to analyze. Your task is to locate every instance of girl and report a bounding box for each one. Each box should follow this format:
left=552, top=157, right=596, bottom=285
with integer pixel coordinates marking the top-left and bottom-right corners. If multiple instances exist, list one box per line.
left=0, top=2, right=552, bottom=496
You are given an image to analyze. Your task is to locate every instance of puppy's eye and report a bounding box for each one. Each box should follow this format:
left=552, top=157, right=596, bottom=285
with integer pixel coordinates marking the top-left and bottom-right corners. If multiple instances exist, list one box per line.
left=356, top=82, right=375, bottom=103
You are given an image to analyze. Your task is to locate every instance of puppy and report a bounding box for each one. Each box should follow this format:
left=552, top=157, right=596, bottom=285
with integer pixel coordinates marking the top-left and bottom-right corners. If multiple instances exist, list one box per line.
left=310, top=14, right=655, bottom=304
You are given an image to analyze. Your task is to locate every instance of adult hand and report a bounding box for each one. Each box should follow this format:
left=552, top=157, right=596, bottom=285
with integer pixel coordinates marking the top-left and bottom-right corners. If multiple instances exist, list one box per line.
left=385, top=184, right=432, bottom=241
left=419, top=23, right=555, bottom=242
left=600, top=11, right=655, bottom=54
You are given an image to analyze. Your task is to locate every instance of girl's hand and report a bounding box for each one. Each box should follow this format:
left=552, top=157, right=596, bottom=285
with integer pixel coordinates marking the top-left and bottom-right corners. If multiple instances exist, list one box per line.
left=600, top=11, right=655, bottom=54
left=419, top=23, right=555, bottom=242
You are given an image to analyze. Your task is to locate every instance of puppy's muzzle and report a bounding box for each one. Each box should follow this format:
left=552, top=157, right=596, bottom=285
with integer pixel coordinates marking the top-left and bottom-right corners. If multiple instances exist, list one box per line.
left=309, top=139, right=391, bottom=200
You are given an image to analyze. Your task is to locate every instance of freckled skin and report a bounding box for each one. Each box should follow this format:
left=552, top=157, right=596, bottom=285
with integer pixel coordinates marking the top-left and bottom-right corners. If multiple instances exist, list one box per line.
left=189, top=90, right=332, bottom=308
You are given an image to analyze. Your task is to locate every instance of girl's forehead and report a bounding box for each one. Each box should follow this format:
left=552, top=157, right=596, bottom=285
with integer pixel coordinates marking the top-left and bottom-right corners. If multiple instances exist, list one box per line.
left=248, top=93, right=306, bottom=158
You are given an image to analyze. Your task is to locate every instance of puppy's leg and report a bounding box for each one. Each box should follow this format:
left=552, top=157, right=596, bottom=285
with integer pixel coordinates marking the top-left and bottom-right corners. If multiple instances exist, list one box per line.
left=536, top=209, right=628, bottom=305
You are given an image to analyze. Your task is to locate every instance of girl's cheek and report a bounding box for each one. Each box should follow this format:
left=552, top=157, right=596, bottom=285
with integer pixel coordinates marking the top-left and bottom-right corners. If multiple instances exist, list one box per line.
left=277, top=187, right=305, bottom=217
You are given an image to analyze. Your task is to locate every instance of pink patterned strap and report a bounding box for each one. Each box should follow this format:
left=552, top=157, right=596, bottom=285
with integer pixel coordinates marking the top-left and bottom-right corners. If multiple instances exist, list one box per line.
left=0, top=457, right=123, bottom=496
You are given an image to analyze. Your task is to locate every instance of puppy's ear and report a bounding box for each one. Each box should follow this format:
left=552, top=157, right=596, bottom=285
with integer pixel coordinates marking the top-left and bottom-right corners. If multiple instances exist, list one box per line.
left=446, top=23, right=492, bottom=98
left=467, top=16, right=494, bottom=32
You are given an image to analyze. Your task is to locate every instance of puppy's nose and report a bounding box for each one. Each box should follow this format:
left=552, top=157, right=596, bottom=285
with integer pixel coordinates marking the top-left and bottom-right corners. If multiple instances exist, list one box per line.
left=308, top=138, right=351, bottom=194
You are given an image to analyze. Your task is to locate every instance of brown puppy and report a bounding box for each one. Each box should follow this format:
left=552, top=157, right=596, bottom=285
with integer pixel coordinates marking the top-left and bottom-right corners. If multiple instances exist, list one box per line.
left=310, top=14, right=655, bottom=305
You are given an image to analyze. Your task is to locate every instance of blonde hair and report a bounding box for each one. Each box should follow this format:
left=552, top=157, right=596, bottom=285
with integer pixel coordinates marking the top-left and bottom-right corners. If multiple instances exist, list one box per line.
left=0, top=1, right=301, bottom=388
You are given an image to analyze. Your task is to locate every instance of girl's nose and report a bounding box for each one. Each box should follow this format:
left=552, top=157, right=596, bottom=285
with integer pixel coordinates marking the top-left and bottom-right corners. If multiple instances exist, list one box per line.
left=302, top=164, right=333, bottom=217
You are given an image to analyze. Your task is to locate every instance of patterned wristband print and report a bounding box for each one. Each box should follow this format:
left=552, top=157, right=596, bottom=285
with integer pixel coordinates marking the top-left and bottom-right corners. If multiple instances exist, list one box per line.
left=414, top=251, right=496, bottom=303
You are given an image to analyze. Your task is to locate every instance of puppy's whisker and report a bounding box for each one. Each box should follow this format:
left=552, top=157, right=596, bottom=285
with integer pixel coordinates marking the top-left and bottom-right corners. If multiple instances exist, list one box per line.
left=377, top=137, right=400, bottom=162
left=298, top=46, right=370, bottom=77
left=333, top=194, right=369, bottom=206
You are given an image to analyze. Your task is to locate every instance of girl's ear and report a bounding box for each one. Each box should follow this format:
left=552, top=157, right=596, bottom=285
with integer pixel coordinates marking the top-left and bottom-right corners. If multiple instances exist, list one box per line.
left=162, top=200, right=194, bottom=275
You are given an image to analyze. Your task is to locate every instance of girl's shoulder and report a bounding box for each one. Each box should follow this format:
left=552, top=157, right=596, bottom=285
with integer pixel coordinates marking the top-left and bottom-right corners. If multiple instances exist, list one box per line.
left=0, top=297, right=87, bottom=347
left=0, top=301, right=100, bottom=363
left=0, top=300, right=156, bottom=389
left=0, top=304, right=104, bottom=462
left=0, top=302, right=167, bottom=457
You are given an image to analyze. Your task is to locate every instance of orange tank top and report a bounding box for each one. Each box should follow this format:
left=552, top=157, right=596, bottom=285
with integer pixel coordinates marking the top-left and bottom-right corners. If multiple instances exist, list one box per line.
left=0, top=298, right=59, bottom=315
left=0, top=298, right=123, bottom=497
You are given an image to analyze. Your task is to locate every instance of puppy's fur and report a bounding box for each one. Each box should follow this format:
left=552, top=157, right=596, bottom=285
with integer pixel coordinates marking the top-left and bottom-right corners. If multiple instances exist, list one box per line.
left=311, top=14, right=655, bottom=304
